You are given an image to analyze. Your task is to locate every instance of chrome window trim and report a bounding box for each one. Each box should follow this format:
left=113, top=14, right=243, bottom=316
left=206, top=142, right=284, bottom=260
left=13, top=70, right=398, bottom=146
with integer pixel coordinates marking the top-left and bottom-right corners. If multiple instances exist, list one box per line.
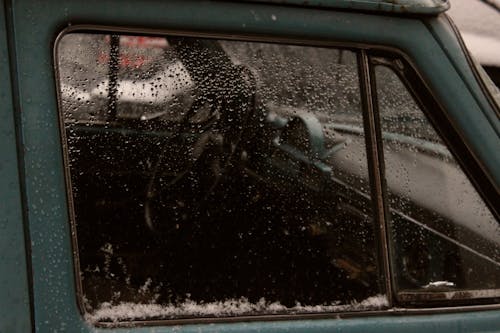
left=357, top=49, right=394, bottom=307
left=399, top=290, right=500, bottom=303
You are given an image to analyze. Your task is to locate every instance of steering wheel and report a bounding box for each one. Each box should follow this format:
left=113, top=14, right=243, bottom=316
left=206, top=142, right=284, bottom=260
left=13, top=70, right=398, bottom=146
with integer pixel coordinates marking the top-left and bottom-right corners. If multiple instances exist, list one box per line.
left=144, top=45, right=257, bottom=232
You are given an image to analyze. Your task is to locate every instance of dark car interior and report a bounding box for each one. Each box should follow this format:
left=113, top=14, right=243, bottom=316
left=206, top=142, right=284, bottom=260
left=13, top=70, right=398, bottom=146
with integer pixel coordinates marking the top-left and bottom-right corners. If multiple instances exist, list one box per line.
left=65, top=36, right=381, bottom=315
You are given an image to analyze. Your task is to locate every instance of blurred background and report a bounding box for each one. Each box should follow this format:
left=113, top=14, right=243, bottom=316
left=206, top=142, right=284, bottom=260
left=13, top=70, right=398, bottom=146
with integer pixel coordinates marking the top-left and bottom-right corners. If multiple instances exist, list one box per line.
left=448, top=0, right=500, bottom=86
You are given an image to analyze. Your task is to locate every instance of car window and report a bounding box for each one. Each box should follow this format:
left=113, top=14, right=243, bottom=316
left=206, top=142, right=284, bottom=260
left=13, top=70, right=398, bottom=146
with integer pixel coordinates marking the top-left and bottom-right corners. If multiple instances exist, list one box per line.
left=56, top=32, right=386, bottom=324
left=374, top=64, right=500, bottom=301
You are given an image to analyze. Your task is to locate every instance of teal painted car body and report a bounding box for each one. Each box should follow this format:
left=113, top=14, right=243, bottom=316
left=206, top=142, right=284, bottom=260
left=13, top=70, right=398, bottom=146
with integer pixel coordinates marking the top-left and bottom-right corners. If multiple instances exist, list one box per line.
left=1, top=0, right=498, bottom=332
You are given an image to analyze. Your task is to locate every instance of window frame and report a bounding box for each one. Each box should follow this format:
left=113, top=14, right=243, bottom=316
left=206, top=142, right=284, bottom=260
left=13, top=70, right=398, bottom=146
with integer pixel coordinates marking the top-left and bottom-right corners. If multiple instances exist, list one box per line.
left=366, top=50, right=500, bottom=306
left=55, top=26, right=390, bottom=326
left=53, top=25, right=500, bottom=327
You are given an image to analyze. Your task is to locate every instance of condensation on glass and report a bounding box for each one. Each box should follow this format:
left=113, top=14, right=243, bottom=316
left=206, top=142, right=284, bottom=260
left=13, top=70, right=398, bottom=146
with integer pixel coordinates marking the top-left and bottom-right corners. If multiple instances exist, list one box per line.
left=375, top=65, right=500, bottom=300
left=56, top=33, right=385, bottom=323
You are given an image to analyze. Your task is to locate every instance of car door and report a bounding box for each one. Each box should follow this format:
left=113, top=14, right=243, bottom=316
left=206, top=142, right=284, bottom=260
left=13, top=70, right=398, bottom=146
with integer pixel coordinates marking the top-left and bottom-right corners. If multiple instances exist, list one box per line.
left=0, top=3, right=32, bottom=332
left=4, top=0, right=499, bottom=332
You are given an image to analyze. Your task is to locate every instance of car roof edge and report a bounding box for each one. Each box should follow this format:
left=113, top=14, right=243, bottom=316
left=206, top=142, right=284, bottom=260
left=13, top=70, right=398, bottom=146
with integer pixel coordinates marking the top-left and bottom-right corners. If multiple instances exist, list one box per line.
left=242, top=0, right=450, bottom=15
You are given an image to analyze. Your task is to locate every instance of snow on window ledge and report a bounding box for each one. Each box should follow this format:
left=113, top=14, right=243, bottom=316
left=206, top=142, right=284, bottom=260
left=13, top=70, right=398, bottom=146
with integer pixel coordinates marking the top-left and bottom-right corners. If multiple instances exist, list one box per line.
left=84, top=294, right=388, bottom=323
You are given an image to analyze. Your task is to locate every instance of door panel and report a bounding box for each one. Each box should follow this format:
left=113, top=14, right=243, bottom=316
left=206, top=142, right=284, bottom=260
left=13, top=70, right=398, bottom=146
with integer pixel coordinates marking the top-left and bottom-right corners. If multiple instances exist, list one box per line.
left=9, top=0, right=500, bottom=331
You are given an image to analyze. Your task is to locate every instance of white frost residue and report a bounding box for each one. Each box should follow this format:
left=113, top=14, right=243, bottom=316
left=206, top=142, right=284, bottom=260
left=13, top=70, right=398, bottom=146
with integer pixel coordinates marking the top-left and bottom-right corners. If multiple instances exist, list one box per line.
left=85, top=295, right=388, bottom=323
left=423, top=281, right=456, bottom=289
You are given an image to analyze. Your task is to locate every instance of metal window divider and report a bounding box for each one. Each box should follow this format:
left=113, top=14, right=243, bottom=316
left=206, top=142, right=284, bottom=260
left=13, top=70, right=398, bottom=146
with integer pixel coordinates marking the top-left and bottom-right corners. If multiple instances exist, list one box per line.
left=357, top=49, right=394, bottom=308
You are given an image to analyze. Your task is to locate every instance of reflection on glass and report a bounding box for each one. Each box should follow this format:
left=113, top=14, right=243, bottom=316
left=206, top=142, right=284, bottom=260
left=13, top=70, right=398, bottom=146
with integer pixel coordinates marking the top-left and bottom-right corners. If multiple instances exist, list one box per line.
left=375, top=65, right=500, bottom=298
left=57, top=33, right=385, bottom=322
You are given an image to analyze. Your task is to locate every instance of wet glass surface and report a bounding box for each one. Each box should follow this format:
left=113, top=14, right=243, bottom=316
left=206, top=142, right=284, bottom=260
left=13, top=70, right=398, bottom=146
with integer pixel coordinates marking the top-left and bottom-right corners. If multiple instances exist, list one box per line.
left=57, top=33, right=384, bottom=321
left=375, top=65, right=500, bottom=296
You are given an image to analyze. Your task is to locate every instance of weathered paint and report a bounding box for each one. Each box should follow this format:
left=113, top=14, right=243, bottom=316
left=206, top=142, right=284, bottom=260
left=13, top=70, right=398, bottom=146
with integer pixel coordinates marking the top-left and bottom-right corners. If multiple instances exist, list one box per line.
left=0, top=0, right=32, bottom=332
left=247, top=0, right=450, bottom=15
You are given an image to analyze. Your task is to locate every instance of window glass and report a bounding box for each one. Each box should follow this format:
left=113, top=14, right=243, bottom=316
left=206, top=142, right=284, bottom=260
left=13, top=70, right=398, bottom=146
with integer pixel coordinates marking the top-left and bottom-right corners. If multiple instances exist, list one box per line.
left=375, top=65, right=500, bottom=300
left=57, top=33, right=385, bottom=323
